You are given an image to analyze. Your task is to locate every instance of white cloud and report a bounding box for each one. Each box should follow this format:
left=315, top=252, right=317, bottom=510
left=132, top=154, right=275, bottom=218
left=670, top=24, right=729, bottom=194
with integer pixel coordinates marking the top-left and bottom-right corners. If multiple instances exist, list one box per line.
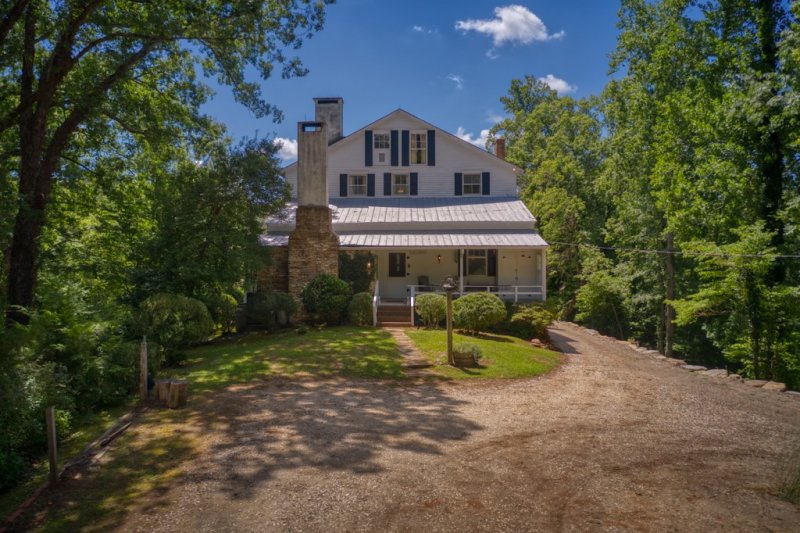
left=538, top=74, right=576, bottom=95
left=273, top=137, right=297, bottom=162
left=485, top=110, right=506, bottom=124
left=455, top=127, right=491, bottom=149
left=447, top=74, right=464, bottom=90
left=456, top=5, right=564, bottom=46
left=412, top=24, right=435, bottom=34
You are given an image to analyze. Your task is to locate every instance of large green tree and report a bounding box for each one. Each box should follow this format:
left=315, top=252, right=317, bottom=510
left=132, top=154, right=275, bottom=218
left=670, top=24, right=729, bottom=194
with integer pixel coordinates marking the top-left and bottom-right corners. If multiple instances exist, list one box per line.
left=0, top=0, right=332, bottom=325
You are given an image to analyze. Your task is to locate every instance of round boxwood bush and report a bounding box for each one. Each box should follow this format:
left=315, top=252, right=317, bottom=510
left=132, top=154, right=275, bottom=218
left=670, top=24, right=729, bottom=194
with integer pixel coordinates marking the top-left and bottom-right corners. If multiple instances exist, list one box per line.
left=301, top=274, right=352, bottom=325
left=508, top=303, right=556, bottom=341
left=200, top=292, right=239, bottom=333
left=138, top=293, right=214, bottom=365
left=452, top=292, right=506, bottom=334
left=348, top=292, right=373, bottom=326
left=414, top=293, right=446, bottom=328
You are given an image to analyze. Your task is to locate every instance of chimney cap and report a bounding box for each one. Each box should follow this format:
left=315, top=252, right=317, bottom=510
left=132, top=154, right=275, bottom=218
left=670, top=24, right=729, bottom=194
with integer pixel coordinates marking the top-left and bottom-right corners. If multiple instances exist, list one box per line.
left=314, top=97, right=344, bottom=104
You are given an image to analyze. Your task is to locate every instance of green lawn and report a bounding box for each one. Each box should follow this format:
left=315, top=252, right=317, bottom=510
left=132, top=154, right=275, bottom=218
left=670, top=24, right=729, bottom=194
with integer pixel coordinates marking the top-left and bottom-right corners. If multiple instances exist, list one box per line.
left=165, top=326, right=405, bottom=392
left=406, top=329, right=561, bottom=379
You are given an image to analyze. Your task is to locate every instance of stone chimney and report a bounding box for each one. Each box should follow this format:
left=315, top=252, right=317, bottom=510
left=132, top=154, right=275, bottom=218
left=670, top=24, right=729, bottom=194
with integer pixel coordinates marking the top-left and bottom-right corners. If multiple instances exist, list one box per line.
left=287, top=121, right=339, bottom=316
left=495, top=138, right=506, bottom=160
left=314, top=97, right=343, bottom=145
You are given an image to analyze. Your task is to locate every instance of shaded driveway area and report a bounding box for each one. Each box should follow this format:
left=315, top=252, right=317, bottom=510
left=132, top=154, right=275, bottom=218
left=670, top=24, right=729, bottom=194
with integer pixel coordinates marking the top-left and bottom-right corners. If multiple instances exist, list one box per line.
left=32, top=323, right=800, bottom=531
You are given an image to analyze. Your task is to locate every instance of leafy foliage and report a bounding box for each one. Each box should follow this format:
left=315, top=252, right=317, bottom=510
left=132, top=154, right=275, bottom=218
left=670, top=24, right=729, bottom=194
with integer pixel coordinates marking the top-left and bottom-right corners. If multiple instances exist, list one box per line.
left=506, top=303, right=556, bottom=341
left=452, top=293, right=507, bottom=334
left=301, top=274, right=353, bottom=325
left=136, top=293, right=214, bottom=366
left=347, top=292, right=373, bottom=326
left=414, top=293, right=447, bottom=328
left=339, top=252, right=376, bottom=294
left=246, top=291, right=297, bottom=330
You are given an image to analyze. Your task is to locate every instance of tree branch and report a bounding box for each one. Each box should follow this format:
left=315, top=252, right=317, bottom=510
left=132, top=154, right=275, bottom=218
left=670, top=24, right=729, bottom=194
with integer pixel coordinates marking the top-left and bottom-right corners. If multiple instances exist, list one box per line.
left=0, top=0, right=28, bottom=49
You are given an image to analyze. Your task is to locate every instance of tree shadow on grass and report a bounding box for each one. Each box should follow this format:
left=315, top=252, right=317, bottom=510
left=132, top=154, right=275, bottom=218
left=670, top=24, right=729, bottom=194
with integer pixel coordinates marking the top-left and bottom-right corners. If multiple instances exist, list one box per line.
left=456, top=331, right=515, bottom=343
left=15, top=377, right=482, bottom=530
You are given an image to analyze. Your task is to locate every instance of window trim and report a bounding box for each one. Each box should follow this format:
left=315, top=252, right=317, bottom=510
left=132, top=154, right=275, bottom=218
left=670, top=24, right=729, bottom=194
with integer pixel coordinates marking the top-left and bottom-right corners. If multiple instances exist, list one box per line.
left=392, top=173, right=410, bottom=196
left=410, top=131, right=427, bottom=165
left=373, top=131, right=390, bottom=150
left=462, top=172, right=482, bottom=195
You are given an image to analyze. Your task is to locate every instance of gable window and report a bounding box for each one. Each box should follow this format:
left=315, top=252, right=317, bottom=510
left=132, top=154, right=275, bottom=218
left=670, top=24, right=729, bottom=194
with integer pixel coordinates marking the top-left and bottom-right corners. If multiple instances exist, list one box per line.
left=410, top=132, right=427, bottom=164
left=463, top=173, right=481, bottom=195
left=466, top=249, right=487, bottom=275
left=348, top=174, right=367, bottom=196
left=374, top=133, right=390, bottom=149
left=392, top=174, right=409, bottom=195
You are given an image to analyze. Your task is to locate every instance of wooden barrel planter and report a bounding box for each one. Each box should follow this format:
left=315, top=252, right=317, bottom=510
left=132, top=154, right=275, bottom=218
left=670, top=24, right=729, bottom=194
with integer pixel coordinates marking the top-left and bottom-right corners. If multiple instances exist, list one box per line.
left=453, top=351, right=477, bottom=368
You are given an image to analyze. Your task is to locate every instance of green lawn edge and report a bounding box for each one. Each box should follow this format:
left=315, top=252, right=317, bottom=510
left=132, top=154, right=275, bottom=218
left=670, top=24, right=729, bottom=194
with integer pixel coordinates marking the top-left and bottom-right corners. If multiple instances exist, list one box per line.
left=405, top=328, right=561, bottom=379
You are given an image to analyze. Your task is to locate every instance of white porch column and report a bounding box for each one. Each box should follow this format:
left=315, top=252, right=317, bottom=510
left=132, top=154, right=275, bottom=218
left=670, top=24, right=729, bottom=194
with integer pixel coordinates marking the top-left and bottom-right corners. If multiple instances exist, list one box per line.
left=458, top=249, right=464, bottom=295
left=542, top=249, right=547, bottom=301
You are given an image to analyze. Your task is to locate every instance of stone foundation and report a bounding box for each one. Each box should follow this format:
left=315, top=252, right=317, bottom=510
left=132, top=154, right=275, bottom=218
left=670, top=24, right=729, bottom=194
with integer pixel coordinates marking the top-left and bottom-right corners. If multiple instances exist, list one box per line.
left=288, top=205, right=339, bottom=319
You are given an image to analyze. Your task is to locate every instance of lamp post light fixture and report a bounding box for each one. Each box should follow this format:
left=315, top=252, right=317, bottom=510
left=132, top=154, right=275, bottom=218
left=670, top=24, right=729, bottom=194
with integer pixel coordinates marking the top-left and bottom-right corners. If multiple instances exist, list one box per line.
left=442, top=276, right=456, bottom=366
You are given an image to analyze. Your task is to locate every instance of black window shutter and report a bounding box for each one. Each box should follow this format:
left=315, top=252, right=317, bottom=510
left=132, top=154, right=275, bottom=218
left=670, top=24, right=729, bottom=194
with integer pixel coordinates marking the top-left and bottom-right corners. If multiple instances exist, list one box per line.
left=390, top=130, right=399, bottom=166
left=454, top=172, right=463, bottom=196
left=383, top=173, right=392, bottom=196
left=482, top=171, right=491, bottom=195
left=401, top=130, right=409, bottom=166
left=427, top=130, right=435, bottom=166
left=410, top=172, right=418, bottom=196
left=339, top=174, right=348, bottom=197
left=488, top=249, right=497, bottom=276
left=365, top=130, right=373, bottom=166
left=367, top=173, right=375, bottom=197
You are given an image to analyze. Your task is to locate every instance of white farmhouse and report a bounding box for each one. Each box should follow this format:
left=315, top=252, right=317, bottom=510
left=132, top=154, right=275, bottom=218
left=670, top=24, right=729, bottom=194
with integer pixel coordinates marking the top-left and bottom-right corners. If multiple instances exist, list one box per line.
left=259, top=98, right=548, bottom=326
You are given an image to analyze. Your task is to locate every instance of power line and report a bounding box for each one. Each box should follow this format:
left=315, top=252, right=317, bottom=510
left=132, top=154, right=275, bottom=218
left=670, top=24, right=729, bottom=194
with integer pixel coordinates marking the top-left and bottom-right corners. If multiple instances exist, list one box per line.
left=547, top=240, right=800, bottom=260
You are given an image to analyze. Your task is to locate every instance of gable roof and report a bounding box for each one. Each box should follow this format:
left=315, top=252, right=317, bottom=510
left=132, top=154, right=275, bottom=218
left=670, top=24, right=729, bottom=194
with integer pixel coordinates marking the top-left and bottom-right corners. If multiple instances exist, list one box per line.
left=280, top=108, right=519, bottom=174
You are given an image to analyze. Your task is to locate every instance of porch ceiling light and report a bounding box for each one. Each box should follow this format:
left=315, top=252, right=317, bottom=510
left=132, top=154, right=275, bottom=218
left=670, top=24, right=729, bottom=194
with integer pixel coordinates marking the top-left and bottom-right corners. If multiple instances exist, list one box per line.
left=437, top=254, right=442, bottom=263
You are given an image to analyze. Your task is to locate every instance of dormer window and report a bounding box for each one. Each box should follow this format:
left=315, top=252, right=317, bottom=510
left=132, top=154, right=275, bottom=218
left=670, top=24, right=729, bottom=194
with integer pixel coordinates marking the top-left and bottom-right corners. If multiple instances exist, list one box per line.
left=410, top=132, right=426, bottom=164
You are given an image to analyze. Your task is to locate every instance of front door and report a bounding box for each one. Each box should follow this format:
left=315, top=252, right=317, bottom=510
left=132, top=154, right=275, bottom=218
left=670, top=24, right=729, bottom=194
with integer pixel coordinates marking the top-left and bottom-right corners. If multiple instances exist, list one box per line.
left=383, top=251, right=409, bottom=301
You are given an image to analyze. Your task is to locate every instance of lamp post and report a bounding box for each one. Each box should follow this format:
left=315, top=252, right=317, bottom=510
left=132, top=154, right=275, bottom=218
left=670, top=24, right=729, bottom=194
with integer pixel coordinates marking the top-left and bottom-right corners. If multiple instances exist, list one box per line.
left=442, top=276, right=456, bottom=366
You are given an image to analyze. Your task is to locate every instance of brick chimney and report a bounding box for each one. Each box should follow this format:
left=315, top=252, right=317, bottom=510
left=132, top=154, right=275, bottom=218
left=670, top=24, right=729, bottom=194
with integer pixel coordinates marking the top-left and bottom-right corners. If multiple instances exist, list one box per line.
left=287, top=121, right=339, bottom=315
left=314, top=97, right=344, bottom=146
left=495, top=138, right=506, bottom=160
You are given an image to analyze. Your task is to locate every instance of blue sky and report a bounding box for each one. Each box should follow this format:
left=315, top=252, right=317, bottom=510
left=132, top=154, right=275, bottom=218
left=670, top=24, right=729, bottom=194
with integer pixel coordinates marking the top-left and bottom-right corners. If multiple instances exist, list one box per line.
left=201, top=1, right=621, bottom=162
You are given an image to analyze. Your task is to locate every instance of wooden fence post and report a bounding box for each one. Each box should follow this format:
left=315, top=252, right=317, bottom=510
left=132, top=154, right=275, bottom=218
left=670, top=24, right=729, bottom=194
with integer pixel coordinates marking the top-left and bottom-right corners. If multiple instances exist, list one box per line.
left=139, top=335, right=148, bottom=401
left=46, top=407, right=57, bottom=484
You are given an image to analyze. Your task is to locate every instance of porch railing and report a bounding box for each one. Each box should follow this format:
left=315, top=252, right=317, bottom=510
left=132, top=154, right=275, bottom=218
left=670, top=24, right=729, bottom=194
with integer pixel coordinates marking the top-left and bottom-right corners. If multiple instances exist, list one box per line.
left=406, top=284, right=544, bottom=303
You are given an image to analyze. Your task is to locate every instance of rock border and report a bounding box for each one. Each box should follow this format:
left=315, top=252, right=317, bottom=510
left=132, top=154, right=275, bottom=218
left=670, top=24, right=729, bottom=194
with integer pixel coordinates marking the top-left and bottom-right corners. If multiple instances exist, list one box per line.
left=578, top=325, right=797, bottom=398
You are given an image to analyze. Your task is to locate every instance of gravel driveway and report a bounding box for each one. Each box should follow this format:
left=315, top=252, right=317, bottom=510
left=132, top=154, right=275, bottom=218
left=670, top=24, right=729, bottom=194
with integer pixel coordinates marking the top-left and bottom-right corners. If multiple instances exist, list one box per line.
left=41, top=322, right=800, bottom=531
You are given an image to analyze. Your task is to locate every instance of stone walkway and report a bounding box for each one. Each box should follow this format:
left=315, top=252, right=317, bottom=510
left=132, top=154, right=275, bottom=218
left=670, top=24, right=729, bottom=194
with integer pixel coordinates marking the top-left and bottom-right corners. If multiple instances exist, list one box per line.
left=382, top=327, right=432, bottom=376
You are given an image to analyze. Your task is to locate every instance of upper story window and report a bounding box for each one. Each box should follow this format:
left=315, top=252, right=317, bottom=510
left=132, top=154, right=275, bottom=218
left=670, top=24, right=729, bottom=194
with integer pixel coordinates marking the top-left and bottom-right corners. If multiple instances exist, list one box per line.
left=349, top=174, right=367, bottom=196
left=393, top=174, right=409, bottom=195
left=410, top=132, right=426, bottom=164
left=374, top=133, right=390, bottom=149
left=463, top=173, right=481, bottom=195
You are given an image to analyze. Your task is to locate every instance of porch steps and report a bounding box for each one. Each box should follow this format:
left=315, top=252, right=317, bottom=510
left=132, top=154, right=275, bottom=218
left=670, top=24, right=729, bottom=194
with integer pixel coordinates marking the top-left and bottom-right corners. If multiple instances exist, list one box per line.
left=377, top=304, right=413, bottom=327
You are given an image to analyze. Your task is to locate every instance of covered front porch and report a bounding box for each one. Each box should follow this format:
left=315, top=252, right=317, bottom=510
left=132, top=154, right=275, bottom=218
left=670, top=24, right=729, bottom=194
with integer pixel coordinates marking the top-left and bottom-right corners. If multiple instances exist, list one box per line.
left=343, top=243, right=547, bottom=326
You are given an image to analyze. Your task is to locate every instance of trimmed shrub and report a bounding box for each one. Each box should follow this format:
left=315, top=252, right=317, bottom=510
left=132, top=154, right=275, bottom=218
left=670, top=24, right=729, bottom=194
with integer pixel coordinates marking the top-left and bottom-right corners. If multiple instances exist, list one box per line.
left=246, top=291, right=297, bottom=330
left=301, top=274, right=352, bottom=325
left=415, top=293, right=446, bottom=328
left=453, top=292, right=506, bottom=334
left=348, top=292, right=373, bottom=326
left=507, top=303, right=556, bottom=341
left=138, top=293, right=214, bottom=365
left=201, top=292, right=239, bottom=333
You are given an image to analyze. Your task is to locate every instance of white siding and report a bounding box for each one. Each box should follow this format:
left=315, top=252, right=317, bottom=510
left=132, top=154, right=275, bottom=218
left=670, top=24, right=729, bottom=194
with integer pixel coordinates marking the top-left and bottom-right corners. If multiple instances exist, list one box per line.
left=283, top=110, right=518, bottom=200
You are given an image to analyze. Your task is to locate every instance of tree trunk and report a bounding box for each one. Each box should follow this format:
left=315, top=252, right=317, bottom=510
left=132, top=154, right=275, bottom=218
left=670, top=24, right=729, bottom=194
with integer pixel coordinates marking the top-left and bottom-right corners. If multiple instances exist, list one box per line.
left=664, top=232, right=675, bottom=357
